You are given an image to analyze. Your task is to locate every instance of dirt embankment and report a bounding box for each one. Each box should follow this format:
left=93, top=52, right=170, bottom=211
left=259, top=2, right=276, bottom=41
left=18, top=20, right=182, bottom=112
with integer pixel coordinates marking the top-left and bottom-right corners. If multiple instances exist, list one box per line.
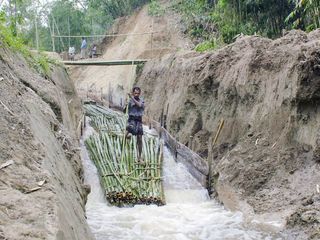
left=137, top=30, right=320, bottom=238
left=0, top=47, right=93, bottom=239
left=68, top=2, right=193, bottom=106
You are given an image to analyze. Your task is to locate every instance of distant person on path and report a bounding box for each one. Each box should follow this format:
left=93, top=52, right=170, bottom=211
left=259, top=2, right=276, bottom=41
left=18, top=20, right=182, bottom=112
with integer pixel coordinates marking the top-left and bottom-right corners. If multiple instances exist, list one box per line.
left=125, top=87, right=145, bottom=163
left=90, top=44, right=97, bottom=58
left=80, top=37, right=87, bottom=59
left=68, top=46, right=75, bottom=61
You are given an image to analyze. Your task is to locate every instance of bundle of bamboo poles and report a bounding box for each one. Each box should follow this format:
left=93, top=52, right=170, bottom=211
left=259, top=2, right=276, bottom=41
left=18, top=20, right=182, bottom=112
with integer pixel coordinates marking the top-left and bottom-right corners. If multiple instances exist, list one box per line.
left=84, top=104, right=165, bottom=206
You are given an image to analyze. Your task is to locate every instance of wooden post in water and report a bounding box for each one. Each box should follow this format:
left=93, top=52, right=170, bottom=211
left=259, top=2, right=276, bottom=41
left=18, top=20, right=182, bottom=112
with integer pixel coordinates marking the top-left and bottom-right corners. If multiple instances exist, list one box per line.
left=208, top=119, right=224, bottom=194
left=80, top=118, right=83, bottom=137
left=175, top=136, right=179, bottom=161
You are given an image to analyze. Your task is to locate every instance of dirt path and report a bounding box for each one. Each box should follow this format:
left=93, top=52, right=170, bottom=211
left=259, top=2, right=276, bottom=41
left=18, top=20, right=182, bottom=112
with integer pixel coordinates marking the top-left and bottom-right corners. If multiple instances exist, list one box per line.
left=68, top=2, right=193, bottom=106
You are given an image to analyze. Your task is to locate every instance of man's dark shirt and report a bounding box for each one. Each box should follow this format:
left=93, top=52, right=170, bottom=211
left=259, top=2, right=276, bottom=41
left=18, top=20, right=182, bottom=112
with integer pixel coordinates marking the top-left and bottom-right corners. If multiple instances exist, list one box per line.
left=128, top=98, right=144, bottom=117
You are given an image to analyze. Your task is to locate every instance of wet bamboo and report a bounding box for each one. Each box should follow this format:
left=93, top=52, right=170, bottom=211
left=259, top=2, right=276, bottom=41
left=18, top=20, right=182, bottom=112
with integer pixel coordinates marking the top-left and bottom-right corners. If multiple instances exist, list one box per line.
left=84, top=104, right=164, bottom=205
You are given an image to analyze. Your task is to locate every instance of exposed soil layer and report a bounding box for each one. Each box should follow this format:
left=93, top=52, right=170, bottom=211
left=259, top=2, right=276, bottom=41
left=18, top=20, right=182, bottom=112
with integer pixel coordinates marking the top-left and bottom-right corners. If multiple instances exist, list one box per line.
left=137, top=30, right=320, bottom=238
left=68, top=2, right=193, bottom=106
left=0, top=47, right=93, bottom=239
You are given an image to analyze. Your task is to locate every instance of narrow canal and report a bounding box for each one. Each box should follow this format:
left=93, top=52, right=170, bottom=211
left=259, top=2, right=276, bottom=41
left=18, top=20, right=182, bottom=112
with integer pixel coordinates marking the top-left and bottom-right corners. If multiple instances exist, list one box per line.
left=81, top=123, right=282, bottom=240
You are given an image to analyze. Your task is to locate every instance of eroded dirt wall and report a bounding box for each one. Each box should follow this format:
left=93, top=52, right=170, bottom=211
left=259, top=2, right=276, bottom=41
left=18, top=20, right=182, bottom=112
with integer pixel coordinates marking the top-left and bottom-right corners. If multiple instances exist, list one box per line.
left=137, top=30, right=320, bottom=238
left=0, top=47, right=93, bottom=240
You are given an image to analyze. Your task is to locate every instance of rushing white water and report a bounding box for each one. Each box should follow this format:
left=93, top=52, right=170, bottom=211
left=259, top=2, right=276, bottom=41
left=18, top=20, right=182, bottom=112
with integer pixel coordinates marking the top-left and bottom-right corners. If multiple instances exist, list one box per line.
left=81, top=125, right=281, bottom=240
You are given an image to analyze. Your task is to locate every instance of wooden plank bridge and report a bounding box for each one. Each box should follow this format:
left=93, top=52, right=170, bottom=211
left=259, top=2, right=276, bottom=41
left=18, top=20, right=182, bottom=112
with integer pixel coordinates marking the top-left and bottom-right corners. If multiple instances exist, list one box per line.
left=63, top=59, right=148, bottom=66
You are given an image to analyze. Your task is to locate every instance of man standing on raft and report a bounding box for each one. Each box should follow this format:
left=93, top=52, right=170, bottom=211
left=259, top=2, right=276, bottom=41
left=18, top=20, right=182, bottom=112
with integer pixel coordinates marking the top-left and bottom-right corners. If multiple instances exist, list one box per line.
left=126, top=87, right=145, bottom=163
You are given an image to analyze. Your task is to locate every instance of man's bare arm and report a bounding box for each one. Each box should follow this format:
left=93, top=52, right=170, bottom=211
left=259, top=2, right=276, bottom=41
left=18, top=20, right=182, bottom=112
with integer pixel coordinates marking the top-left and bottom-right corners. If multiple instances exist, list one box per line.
left=128, top=93, right=143, bottom=108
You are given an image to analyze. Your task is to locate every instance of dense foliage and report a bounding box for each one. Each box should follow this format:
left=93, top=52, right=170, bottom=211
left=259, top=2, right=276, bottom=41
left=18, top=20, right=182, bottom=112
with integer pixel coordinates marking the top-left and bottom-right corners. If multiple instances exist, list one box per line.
left=0, top=0, right=319, bottom=52
left=0, top=10, right=56, bottom=77
left=175, top=0, right=320, bottom=51
left=0, top=0, right=150, bottom=52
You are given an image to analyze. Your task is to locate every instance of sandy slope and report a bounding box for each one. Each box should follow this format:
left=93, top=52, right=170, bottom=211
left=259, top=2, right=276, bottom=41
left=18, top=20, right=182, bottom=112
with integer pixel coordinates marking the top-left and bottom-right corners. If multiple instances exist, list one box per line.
left=68, top=2, right=193, bottom=106
left=0, top=48, right=93, bottom=239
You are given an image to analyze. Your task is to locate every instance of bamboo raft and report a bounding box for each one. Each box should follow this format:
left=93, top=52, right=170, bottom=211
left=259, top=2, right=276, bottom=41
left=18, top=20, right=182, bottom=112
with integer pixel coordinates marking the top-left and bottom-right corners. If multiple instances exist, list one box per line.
left=84, top=104, right=165, bottom=206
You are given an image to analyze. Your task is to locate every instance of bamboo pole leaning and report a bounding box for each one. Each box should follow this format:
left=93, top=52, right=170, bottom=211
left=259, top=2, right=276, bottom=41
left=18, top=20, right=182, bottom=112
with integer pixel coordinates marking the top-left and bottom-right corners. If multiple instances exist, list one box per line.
left=84, top=104, right=165, bottom=206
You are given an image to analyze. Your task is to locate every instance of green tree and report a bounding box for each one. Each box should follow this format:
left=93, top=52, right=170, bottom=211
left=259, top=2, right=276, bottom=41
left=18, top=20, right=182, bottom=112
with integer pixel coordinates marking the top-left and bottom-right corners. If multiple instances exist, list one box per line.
left=175, top=0, right=298, bottom=46
left=287, top=0, right=320, bottom=31
left=1, top=0, right=30, bottom=36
